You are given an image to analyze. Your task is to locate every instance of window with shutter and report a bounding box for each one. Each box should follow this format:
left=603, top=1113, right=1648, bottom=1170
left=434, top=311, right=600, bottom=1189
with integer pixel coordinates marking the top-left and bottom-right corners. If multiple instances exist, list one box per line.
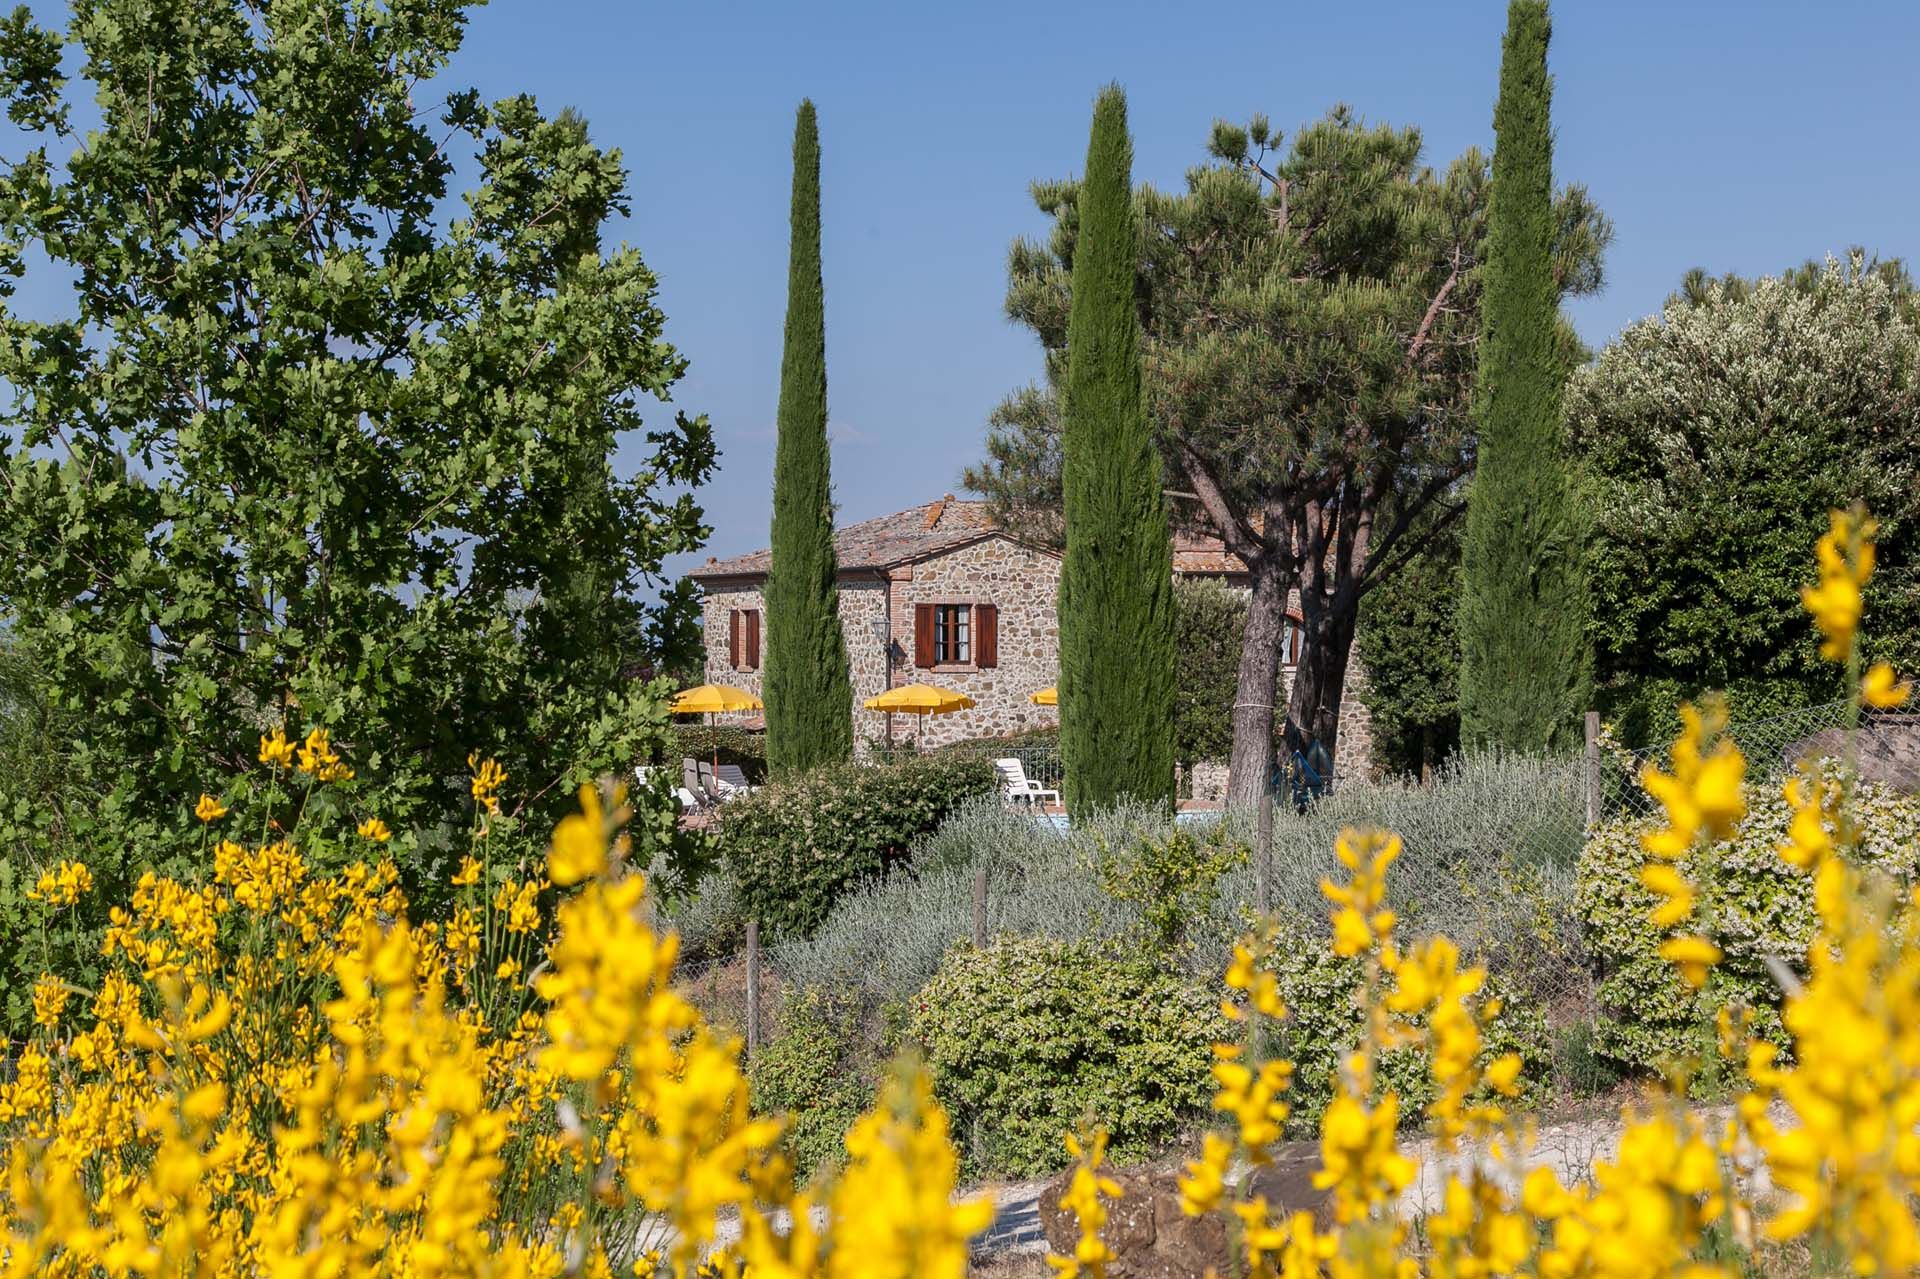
left=975, top=604, right=998, bottom=668
left=745, top=610, right=761, bottom=669
left=914, top=603, right=936, bottom=668
left=728, top=609, right=741, bottom=669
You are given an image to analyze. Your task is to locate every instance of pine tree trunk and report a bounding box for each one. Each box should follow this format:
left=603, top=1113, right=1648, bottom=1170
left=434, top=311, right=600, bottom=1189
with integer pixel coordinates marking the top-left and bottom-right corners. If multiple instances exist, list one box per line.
left=1226, top=555, right=1292, bottom=809
left=1286, top=602, right=1358, bottom=779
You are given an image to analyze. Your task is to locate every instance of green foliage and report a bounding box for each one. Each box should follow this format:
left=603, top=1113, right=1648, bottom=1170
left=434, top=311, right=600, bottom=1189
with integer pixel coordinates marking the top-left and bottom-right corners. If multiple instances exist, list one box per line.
left=1172, top=578, right=1245, bottom=764
left=747, top=991, right=876, bottom=1183
left=1568, top=255, right=1920, bottom=744
left=0, top=1, right=711, bottom=904
left=1551, top=1019, right=1624, bottom=1099
left=1356, top=517, right=1462, bottom=776
left=1459, top=0, right=1591, bottom=752
left=1056, top=85, right=1177, bottom=815
left=1260, top=925, right=1552, bottom=1128
left=1577, top=778, right=1920, bottom=1072
left=911, top=936, right=1228, bottom=1176
left=669, top=724, right=767, bottom=780
left=970, top=92, right=1609, bottom=803
left=721, top=755, right=998, bottom=937
left=763, top=100, right=854, bottom=777
left=1089, top=820, right=1247, bottom=959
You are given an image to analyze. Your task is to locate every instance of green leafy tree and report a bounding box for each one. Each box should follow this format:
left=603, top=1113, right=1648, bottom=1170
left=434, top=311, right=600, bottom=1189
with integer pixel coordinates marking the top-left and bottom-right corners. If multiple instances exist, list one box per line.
left=968, top=106, right=1608, bottom=804
left=0, top=1, right=713, bottom=891
left=1057, top=86, right=1177, bottom=813
left=763, top=100, right=854, bottom=776
left=1459, top=0, right=1590, bottom=752
left=1569, top=253, right=1920, bottom=745
left=1172, top=578, right=1246, bottom=765
left=1355, top=516, right=1462, bottom=778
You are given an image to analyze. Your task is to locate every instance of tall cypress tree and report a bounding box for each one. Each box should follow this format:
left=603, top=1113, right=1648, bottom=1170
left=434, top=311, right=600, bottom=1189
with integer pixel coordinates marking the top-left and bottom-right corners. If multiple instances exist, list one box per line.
left=763, top=100, right=854, bottom=776
left=1459, top=1, right=1590, bottom=752
left=1057, top=86, right=1177, bottom=813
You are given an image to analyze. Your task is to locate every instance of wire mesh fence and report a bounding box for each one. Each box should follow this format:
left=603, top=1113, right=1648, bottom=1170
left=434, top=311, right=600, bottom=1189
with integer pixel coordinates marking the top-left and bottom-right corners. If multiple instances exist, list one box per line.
left=1596, top=698, right=1912, bottom=820
left=670, top=697, right=1901, bottom=1043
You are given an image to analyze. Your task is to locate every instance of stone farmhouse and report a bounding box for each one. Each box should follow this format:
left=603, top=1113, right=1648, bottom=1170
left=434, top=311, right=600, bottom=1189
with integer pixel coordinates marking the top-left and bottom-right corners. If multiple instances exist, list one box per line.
left=687, top=496, right=1374, bottom=779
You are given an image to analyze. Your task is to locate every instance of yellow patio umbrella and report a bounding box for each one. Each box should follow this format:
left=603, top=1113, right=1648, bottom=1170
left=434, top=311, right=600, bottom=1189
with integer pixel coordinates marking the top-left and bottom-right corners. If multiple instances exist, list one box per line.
left=671, top=683, right=763, bottom=776
left=1028, top=686, right=1058, bottom=706
left=863, top=682, right=976, bottom=749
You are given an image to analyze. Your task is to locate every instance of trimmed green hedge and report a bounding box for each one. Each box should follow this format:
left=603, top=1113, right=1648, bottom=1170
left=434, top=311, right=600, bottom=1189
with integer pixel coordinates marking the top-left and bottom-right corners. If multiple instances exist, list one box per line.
left=1578, top=777, right=1920, bottom=1072
left=721, top=754, right=997, bottom=937
left=911, top=936, right=1227, bottom=1176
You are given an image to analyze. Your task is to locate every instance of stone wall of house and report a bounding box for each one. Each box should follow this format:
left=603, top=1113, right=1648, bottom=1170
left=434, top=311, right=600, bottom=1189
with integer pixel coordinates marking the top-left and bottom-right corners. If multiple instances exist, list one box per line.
left=884, top=538, right=1060, bottom=749
left=697, top=579, right=888, bottom=735
left=1187, top=760, right=1231, bottom=803
left=699, top=583, right=766, bottom=701
left=695, top=539, right=1376, bottom=781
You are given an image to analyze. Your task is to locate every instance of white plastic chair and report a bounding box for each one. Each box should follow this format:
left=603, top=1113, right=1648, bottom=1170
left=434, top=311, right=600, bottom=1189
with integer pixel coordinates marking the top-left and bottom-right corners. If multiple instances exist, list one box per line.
left=995, top=757, right=1060, bottom=807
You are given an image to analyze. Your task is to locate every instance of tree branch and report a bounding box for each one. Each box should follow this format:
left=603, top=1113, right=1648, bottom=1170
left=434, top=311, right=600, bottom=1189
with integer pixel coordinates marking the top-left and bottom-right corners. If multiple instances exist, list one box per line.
left=1174, top=435, right=1265, bottom=565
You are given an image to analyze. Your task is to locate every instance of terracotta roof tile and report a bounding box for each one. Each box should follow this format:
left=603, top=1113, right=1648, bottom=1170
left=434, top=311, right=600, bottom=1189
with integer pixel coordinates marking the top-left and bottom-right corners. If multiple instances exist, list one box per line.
left=689, top=497, right=1250, bottom=581
left=1171, top=528, right=1250, bottom=576
left=689, top=497, right=1006, bottom=579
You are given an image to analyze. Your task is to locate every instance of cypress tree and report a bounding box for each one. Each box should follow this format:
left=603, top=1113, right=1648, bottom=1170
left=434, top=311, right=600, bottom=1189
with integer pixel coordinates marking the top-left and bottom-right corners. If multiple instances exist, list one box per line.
left=1057, top=85, right=1177, bottom=813
left=1459, top=1, right=1590, bottom=752
left=763, top=100, right=854, bottom=776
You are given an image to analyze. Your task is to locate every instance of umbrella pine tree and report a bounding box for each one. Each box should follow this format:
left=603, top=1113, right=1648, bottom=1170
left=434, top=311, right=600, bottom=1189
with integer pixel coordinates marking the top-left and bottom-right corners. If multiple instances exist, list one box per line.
left=1057, top=86, right=1177, bottom=812
left=764, top=100, right=854, bottom=775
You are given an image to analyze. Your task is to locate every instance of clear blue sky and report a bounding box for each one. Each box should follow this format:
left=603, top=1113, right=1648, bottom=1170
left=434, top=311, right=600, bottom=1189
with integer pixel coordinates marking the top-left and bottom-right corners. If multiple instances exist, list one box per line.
left=38, top=2, right=1920, bottom=581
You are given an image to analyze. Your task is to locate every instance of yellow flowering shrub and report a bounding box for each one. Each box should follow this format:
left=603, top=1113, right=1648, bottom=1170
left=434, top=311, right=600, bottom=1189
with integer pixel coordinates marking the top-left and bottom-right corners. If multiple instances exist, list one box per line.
left=0, top=753, right=992, bottom=1277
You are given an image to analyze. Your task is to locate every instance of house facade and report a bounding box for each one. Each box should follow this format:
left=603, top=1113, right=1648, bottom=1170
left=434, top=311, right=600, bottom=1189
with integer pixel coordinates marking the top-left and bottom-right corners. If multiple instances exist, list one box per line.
left=687, top=496, right=1374, bottom=776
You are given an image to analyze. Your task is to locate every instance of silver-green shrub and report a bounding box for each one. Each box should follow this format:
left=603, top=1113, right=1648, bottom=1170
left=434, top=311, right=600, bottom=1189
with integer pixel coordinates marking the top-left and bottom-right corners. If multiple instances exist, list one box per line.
left=909, top=936, right=1229, bottom=1176
left=1578, top=772, right=1920, bottom=1071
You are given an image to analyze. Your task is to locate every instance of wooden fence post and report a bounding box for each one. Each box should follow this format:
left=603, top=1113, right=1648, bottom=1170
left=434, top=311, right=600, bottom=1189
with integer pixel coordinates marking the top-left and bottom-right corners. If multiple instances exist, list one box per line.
left=972, top=864, right=988, bottom=950
left=1256, top=784, right=1274, bottom=915
left=1584, top=711, right=1602, bottom=827
left=744, top=919, right=762, bottom=1056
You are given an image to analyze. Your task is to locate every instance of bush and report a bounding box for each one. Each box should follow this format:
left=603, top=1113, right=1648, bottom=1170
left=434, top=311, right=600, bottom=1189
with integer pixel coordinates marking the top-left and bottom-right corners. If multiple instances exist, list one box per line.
left=1172, top=578, right=1245, bottom=764
left=1578, top=775, right=1920, bottom=1072
left=747, top=992, right=878, bottom=1182
left=722, top=755, right=998, bottom=936
left=910, top=936, right=1228, bottom=1176
left=1088, top=818, right=1247, bottom=959
left=1259, top=919, right=1552, bottom=1128
left=1193, top=754, right=1589, bottom=1007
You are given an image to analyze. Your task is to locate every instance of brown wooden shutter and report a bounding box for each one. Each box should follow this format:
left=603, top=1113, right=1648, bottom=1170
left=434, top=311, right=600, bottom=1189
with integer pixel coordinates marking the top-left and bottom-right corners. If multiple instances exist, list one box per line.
left=746, top=610, right=761, bottom=669
left=728, top=609, right=741, bottom=669
left=975, top=604, right=998, bottom=668
left=914, top=603, right=936, bottom=668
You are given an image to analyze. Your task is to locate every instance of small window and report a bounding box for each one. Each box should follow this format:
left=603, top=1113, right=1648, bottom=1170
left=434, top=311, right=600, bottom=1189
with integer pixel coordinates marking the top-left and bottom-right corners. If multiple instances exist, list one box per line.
left=1282, top=614, right=1302, bottom=668
left=729, top=608, right=761, bottom=671
left=914, top=602, right=997, bottom=669
left=935, top=604, right=971, bottom=664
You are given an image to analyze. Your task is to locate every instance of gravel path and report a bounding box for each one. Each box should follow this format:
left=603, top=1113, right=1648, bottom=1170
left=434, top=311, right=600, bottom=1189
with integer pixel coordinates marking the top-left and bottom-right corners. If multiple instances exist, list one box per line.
left=707, top=1101, right=1782, bottom=1262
